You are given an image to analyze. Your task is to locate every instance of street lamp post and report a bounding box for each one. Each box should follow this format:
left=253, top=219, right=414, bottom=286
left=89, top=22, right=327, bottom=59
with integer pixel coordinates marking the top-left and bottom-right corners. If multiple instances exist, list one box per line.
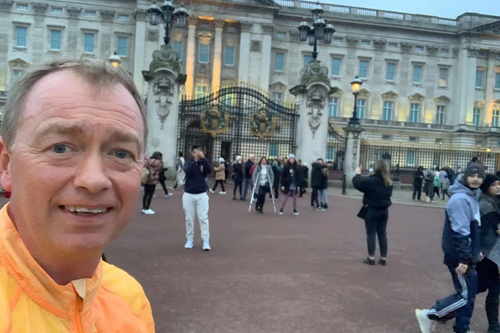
left=108, top=51, right=121, bottom=68
left=348, top=75, right=363, bottom=125
left=147, top=1, right=189, bottom=45
left=297, top=3, right=335, bottom=60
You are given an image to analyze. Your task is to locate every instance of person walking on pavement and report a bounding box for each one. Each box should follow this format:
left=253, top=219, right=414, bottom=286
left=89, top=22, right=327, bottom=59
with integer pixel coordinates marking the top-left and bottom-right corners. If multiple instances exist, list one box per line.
left=424, top=168, right=435, bottom=202
left=412, top=166, right=424, bottom=201
left=158, top=152, right=172, bottom=198
left=352, top=160, right=393, bottom=266
left=279, top=154, right=301, bottom=215
left=433, top=172, right=441, bottom=200
left=251, top=157, right=274, bottom=213
left=183, top=146, right=213, bottom=251
left=442, top=175, right=452, bottom=200
left=310, top=158, right=327, bottom=211
left=242, top=155, right=255, bottom=201
left=142, top=151, right=164, bottom=215
left=415, top=160, right=485, bottom=333
left=271, top=160, right=281, bottom=200
left=320, top=166, right=329, bottom=210
left=210, top=157, right=226, bottom=195
left=477, top=174, right=500, bottom=333
left=232, top=155, right=244, bottom=200
left=170, top=151, right=186, bottom=191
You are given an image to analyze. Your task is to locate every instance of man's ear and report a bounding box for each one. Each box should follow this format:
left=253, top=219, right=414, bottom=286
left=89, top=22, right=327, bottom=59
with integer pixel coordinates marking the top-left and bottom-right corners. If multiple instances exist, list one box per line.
left=0, top=137, right=12, bottom=192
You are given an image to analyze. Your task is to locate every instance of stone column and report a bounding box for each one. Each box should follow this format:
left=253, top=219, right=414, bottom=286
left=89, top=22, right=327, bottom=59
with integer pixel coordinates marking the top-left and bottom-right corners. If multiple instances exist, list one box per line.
left=212, top=19, right=225, bottom=93
left=485, top=51, right=496, bottom=124
left=133, top=9, right=147, bottom=95
left=343, top=123, right=364, bottom=192
left=259, top=24, right=273, bottom=90
left=290, top=60, right=333, bottom=166
left=238, top=21, right=252, bottom=83
left=185, top=16, right=198, bottom=98
left=143, top=45, right=187, bottom=178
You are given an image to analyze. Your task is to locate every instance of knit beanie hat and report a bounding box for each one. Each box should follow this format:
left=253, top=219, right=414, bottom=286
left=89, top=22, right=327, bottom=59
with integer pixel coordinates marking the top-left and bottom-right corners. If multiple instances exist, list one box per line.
left=236, top=155, right=242, bottom=161
left=219, top=157, right=225, bottom=163
left=480, top=174, right=499, bottom=193
left=464, top=160, right=486, bottom=179
left=288, top=154, right=295, bottom=159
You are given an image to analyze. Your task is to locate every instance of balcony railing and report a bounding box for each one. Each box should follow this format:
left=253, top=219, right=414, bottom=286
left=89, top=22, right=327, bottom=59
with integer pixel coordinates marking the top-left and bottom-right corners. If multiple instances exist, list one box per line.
left=273, top=0, right=458, bottom=27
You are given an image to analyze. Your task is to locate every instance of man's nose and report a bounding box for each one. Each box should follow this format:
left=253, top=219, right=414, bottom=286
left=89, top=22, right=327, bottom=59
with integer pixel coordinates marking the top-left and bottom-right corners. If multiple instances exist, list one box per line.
left=74, top=153, right=112, bottom=193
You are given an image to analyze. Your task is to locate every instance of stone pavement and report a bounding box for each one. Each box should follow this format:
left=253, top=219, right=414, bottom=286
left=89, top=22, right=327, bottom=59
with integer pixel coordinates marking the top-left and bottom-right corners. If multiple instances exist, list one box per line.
left=106, top=181, right=488, bottom=333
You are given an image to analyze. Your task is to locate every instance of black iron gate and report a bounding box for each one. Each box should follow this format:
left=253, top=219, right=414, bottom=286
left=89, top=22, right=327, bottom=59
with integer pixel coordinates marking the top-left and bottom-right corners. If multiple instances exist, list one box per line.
left=177, top=85, right=298, bottom=163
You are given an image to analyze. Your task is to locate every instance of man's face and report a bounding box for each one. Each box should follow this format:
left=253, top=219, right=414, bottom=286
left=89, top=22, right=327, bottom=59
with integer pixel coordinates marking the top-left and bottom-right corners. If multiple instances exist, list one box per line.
left=0, top=70, right=144, bottom=254
left=466, top=174, right=484, bottom=189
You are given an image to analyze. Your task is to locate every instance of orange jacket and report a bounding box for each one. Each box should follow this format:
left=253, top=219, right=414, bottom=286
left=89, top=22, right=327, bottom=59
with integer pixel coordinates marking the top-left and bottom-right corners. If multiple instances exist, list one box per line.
left=0, top=204, right=155, bottom=333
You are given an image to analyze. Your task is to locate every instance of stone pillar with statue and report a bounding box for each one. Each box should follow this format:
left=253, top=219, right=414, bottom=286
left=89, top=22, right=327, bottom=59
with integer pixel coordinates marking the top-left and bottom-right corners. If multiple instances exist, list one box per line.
left=142, top=44, right=186, bottom=179
left=290, top=59, right=337, bottom=167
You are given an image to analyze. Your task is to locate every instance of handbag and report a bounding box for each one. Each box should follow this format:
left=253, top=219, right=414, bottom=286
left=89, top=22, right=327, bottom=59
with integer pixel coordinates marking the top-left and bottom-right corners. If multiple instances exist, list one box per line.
left=357, top=205, right=369, bottom=219
left=141, top=168, right=150, bottom=184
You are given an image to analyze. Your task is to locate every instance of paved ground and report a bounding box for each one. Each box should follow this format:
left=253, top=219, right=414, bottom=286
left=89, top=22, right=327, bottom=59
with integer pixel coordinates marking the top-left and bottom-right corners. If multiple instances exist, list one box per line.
left=103, top=182, right=490, bottom=333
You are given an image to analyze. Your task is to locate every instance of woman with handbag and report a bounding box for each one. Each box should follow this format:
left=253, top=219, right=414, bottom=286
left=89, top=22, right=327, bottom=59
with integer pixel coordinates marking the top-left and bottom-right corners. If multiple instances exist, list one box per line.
left=352, top=160, right=393, bottom=266
left=251, top=157, right=274, bottom=213
left=142, top=151, right=163, bottom=215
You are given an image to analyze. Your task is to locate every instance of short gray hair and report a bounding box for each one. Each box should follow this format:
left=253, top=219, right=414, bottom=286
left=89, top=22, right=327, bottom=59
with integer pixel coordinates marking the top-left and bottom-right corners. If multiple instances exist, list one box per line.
left=1, top=57, right=147, bottom=151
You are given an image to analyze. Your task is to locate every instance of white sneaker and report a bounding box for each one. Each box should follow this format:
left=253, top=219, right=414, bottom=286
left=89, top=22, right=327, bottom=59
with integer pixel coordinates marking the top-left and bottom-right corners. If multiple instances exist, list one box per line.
left=219, top=191, right=226, bottom=195
left=202, top=240, right=211, bottom=251
left=415, top=309, right=435, bottom=333
left=184, top=238, right=193, bottom=249
left=145, top=209, right=155, bottom=215
left=141, top=209, right=146, bottom=214
left=169, top=187, right=176, bottom=191
left=165, top=193, right=173, bottom=197
left=209, top=189, right=215, bottom=193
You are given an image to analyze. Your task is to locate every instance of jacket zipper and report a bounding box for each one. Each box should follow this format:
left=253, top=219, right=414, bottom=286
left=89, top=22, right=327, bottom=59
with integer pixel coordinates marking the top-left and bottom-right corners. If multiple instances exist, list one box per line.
left=76, top=297, right=84, bottom=333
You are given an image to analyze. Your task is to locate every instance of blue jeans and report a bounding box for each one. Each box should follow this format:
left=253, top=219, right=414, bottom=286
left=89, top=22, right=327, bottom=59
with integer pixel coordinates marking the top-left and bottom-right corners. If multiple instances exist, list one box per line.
left=242, top=178, right=251, bottom=200
left=427, top=263, right=478, bottom=333
left=320, top=189, right=328, bottom=204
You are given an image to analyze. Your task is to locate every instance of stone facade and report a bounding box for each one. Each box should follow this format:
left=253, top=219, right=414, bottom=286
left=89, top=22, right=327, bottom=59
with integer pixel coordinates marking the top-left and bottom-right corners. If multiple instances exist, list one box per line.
left=1, top=0, right=500, bottom=153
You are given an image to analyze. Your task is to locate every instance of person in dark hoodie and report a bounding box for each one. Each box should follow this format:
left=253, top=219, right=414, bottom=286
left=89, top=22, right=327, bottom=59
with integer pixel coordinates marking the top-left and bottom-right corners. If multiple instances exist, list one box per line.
left=476, top=175, right=500, bottom=333
left=310, top=158, right=327, bottom=211
left=415, top=160, right=485, bottom=333
left=182, top=145, right=213, bottom=251
left=353, top=160, right=393, bottom=266
left=271, top=160, right=281, bottom=200
left=232, top=155, right=244, bottom=200
left=412, top=166, right=424, bottom=201
left=300, top=162, right=309, bottom=197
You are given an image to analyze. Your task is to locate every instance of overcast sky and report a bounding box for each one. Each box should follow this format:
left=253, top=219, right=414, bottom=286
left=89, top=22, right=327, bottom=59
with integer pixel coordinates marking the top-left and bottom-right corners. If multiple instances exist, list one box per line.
left=321, top=0, right=500, bottom=18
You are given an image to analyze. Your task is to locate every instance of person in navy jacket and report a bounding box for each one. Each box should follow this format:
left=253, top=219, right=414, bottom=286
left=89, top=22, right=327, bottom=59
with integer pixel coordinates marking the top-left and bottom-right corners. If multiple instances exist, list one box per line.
left=183, top=145, right=213, bottom=251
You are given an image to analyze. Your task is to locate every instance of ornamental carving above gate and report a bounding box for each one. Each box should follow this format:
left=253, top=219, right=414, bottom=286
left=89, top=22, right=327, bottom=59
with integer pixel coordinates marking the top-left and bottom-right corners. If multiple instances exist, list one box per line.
left=250, top=108, right=276, bottom=140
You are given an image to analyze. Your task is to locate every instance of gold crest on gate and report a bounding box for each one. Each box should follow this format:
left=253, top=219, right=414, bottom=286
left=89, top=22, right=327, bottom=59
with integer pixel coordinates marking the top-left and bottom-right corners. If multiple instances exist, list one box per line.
left=200, top=105, right=230, bottom=137
left=250, top=108, right=276, bottom=140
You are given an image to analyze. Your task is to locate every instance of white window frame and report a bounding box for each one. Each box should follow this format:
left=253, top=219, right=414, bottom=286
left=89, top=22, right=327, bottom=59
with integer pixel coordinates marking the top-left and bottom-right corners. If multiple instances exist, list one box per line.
left=473, top=108, right=481, bottom=126
left=414, top=45, right=424, bottom=52
left=494, top=73, right=500, bottom=90
left=436, top=105, right=445, bottom=125
left=492, top=110, right=500, bottom=128
left=16, top=4, right=28, bottom=10
left=118, top=14, right=130, bottom=21
left=224, top=46, right=235, bottom=66
left=412, top=65, right=422, bottom=84
left=173, top=41, right=183, bottom=60
left=440, top=49, right=449, bottom=55
left=272, top=92, right=283, bottom=103
left=50, top=30, right=61, bottom=50
left=333, top=37, right=343, bottom=44
left=410, top=103, right=420, bottom=123
left=438, top=68, right=448, bottom=87
left=303, top=55, right=313, bottom=68
left=331, top=58, right=341, bottom=77
left=359, top=60, right=369, bottom=79
left=274, top=52, right=284, bottom=72
left=84, top=33, right=95, bottom=53
left=196, top=84, right=208, bottom=98
left=386, top=63, right=395, bottom=81
left=326, top=146, right=334, bottom=161
left=117, top=36, right=128, bottom=56
left=357, top=99, right=366, bottom=119
left=275, top=32, right=287, bottom=39
left=198, top=44, right=210, bottom=64
left=476, top=70, right=485, bottom=88
left=15, top=26, right=27, bottom=48
left=361, top=40, right=371, bottom=46
left=383, top=101, right=393, bottom=121
left=387, top=43, right=398, bottom=49
left=85, top=11, right=97, bottom=17
left=329, top=97, right=338, bottom=117
left=51, top=7, right=63, bottom=14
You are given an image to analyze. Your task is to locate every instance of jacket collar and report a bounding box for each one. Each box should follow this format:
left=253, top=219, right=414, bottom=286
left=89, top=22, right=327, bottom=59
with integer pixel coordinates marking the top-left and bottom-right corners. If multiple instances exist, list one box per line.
left=0, top=204, right=102, bottom=318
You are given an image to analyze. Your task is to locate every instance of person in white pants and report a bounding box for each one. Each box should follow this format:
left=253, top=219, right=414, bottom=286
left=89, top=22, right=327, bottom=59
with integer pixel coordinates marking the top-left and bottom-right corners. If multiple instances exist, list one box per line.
left=182, top=146, right=213, bottom=251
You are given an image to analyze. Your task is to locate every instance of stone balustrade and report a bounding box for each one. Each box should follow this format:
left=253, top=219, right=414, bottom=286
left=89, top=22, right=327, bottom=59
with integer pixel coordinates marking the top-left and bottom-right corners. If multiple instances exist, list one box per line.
left=273, top=0, right=458, bottom=27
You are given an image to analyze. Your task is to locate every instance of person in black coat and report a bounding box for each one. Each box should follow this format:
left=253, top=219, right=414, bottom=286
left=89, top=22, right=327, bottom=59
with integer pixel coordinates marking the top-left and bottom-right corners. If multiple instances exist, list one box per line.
left=299, top=160, right=309, bottom=197
left=478, top=175, right=500, bottom=333
left=232, top=156, right=244, bottom=200
left=158, top=152, right=172, bottom=198
left=279, top=155, right=302, bottom=215
left=310, top=158, right=327, bottom=210
left=270, top=161, right=280, bottom=200
left=412, top=166, right=424, bottom=201
left=353, top=159, right=393, bottom=266
left=319, top=167, right=329, bottom=209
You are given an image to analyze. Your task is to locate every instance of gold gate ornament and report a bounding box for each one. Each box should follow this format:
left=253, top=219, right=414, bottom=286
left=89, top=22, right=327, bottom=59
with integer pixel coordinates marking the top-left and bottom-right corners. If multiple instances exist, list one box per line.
left=250, top=109, right=277, bottom=140
left=200, top=105, right=230, bottom=138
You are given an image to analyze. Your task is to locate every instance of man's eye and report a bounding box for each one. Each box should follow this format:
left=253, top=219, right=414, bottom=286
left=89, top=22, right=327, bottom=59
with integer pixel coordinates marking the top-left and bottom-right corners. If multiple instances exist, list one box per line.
left=51, top=144, right=71, bottom=154
left=114, top=150, right=131, bottom=159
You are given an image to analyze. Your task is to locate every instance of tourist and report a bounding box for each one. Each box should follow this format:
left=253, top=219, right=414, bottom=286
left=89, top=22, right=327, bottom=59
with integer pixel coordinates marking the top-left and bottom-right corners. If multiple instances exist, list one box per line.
left=0, top=58, right=154, bottom=331
left=477, top=174, right=500, bottom=333
left=158, top=152, right=172, bottom=198
left=271, top=160, right=281, bottom=200
left=320, top=166, right=329, bottom=209
left=252, top=157, right=274, bottom=213
left=183, top=146, right=213, bottom=251
left=424, top=168, right=435, bottom=202
left=232, top=155, right=244, bottom=200
left=170, top=151, right=185, bottom=191
left=442, top=174, right=451, bottom=200
left=310, top=158, right=327, bottom=211
left=242, top=154, right=255, bottom=201
left=412, top=166, right=424, bottom=201
left=352, top=160, right=393, bottom=266
left=300, top=161, right=309, bottom=197
left=279, top=154, right=301, bottom=215
left=415, top=160, right=484, bottom=333
left=433, top=172, right=441, bottom=200
left=142, top=151, right=164, bottom=215
left=210, top=157, right=226, bottom=195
